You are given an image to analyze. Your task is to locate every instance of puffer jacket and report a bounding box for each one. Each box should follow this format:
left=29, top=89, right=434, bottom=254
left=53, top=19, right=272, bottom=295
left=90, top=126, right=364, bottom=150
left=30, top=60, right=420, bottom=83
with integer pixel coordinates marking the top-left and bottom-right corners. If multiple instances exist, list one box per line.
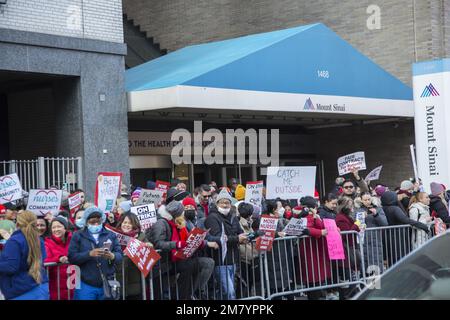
left=409, top=202, right=432, bottom=249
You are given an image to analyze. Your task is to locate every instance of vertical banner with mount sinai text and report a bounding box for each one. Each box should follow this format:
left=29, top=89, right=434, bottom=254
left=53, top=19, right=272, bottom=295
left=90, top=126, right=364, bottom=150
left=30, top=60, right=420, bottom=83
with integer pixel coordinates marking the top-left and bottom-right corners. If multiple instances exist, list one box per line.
left=413, top=59, right=450, bottom=193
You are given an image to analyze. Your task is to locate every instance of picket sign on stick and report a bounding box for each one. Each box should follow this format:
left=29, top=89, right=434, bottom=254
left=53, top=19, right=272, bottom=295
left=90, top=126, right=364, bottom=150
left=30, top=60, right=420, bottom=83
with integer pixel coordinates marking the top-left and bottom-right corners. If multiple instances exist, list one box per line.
left=337, top=152, right=366, bottom=176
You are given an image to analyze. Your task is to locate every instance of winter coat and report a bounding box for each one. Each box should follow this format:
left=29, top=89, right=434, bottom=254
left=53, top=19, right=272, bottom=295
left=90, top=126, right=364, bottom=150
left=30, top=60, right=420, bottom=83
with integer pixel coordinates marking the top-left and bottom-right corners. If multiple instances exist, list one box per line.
left=381, top=191, right=428, bottom=265
left=298, top=214, right=331, bottom=285
left=409, top=202, right=432, bottom=249
left=429, top=195, right=450, bottom=224
left=354, top=202, right=388, bottom=272
left=336, top=213, right=361, bottom=269
left=238, top=217, right=258, bottom=264
left=318, top=205, right=336, bottom=220
left=68, top=227, right=123, bottom=288
left=45, top=232, right=74, bottom=300
left=0, top=229, right=49, bottom=300
left=204, top=206, right=244, bottom=266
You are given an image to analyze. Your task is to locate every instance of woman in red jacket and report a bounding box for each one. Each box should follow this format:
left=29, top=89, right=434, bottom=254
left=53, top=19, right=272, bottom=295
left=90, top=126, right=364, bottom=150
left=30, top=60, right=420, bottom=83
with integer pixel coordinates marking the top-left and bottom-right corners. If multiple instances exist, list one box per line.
left=298, top=196, right=330, bottom=300
left=44, top=216, right=74, bottom=300
left=335, top=197, right=362, bottom=300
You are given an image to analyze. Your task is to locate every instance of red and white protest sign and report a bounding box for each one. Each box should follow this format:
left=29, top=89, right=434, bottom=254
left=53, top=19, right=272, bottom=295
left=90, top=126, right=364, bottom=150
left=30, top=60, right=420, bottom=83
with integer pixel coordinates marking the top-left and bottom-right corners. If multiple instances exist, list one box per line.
left=68, top=192, right=83, bottom=217
left=245, top=181, right=264, bottom=207
left=256, top=215, right=278, bottom=252
left=125, top=238, right=161, bottom=277
left=95, top=172, right=122, bottom=213
left=105, top=225, right=135, bottom=247
left=173, top=228, right=208, bottom=260
left=323, top=219, right=345, bottom=260
left=155, top=180, right=170, bottom=193
left=130, top=203, right=157, bottom=232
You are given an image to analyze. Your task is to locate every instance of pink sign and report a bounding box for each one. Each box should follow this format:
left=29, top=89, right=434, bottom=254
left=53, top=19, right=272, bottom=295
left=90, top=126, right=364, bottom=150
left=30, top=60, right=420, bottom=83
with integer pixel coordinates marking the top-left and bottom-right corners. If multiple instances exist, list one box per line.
left=323, top=219, right=345, bottom=260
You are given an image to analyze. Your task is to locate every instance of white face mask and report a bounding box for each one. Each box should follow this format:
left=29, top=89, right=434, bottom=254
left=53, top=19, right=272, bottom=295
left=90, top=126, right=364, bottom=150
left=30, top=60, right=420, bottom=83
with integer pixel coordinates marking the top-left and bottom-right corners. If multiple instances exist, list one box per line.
left=218, top=207, right=231, bottom=216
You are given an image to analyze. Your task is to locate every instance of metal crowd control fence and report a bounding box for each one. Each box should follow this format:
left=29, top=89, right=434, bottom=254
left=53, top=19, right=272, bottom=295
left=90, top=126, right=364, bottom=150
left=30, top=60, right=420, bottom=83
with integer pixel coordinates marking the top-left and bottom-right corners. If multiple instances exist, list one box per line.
left=44, top=224, right=441, bottom=300
left=0, top=157, right=83, bottom=192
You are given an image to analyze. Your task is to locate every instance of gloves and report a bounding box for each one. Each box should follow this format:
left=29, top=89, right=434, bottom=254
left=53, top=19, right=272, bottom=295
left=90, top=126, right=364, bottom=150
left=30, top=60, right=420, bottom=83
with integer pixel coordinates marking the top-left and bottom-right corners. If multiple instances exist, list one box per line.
left=176, top=241, right=187, bottom=249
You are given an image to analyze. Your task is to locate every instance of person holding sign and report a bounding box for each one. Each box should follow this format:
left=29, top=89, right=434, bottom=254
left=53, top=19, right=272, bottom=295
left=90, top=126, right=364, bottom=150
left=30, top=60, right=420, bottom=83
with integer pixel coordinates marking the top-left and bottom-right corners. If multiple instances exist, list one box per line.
left=355, top=192, right=388, bottom=272
left=68, top=207, right=123, bottom=300
left=146, top=201, right=215, bottom=300
left=340, top=168, right=369, bottom=200
left=296, top=196, right=330, bottom=300
left=205, top=190, right=247, bottom=300
left=0, top=210, right=49, bottom=300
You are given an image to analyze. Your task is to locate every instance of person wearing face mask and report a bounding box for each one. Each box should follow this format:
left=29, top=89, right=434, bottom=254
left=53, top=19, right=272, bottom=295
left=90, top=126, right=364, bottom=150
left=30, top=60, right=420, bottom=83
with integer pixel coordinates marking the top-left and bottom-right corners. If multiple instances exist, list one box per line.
left=68, top=207, right=123, bottom=300
left=205, top=189, right=247, bottom=300
left=182, top=197, right=198, bottom=232
left=73, top=209, right=86, bottom=231
left=44, top=216, right=74, bottom=300
left=147, top=201, right=216, bottom=300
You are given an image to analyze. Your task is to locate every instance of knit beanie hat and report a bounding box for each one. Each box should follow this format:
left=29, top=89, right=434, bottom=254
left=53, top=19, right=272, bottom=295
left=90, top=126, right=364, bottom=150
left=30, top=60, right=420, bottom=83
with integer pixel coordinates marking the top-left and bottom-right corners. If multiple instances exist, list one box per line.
left=182, top=197, right=196, bottom=208
left=374, top=185, right=388, bottom=197
left=299, top=196, right=318, bottom=209
left=234, top=184, right=246, bottom=201
left=119, top=200, right=132, bottom=212
left=215, top=189, right=233, bottom=204
left=166, top=200, right=184, bottom=219
left=51, top=216, right=69, bottom=230
left=400, top=180, right=414, bottom=191
left=146, top=180, right=156, bottom=190
left=430, top=182, right=445, bottom=196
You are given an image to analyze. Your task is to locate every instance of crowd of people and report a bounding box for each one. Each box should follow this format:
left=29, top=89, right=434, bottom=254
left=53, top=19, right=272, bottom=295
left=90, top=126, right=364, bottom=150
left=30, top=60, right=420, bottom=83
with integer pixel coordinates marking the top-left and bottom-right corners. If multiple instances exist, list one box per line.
left=0, top=168, right=448, bottom=300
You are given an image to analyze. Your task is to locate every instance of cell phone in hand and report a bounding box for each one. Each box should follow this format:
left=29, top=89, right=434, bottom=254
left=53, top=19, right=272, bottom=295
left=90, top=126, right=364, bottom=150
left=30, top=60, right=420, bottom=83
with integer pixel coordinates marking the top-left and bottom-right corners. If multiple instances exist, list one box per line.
left=102, top=239, right=112, bottom=252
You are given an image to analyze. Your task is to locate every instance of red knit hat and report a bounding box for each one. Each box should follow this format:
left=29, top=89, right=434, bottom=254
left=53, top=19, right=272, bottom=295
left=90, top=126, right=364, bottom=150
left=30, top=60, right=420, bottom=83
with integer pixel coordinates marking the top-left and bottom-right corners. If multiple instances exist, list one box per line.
left=0, top=205, right=5, bottom=216
left=182, top=197, right=196, bottom=208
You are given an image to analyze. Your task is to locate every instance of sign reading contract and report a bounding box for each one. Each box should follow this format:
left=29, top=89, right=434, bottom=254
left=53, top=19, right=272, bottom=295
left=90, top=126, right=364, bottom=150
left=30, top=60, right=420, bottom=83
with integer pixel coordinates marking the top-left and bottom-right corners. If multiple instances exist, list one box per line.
left=136, top=189, right=164, bottom=207
left=256, top=215, right=278, bottom=252
left=245, top=181, right=264, bottom=207
left=0, top=173, right=23, bottom=204
left=27, top=189, right=62, bottom=216
left=265, top=166, right=316, bottom=200
left=337, top=151, right=366, bottom=176
left=174, top=228, right=208, bottom=260
left=282, top=218, right=308, bottom=236
left=131, top=203, right=157, bottom=232
left=125, top=238, right=161, bottom=277
left=95, top=172, right=122, bottom=213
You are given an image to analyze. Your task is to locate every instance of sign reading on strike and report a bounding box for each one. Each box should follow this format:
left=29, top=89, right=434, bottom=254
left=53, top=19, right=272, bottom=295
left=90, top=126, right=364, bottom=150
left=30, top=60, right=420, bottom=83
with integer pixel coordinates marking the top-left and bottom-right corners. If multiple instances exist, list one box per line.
left=136, top=189, right=164, bottom=207
left=323, top=219, right=345, bottom=260
left=282, top=218, right=308, bottom=236
left=265, top=166, right=316, bottom=200
left=256, top=215, right=278, bottom=252
left=105, top=225, right=134, bottom=247
left=337, top=152, right=366, bottom=176
left=0, top=173, right=23, bottom=205
left=125, top=238, right=161, bottom=277
left=245, top=181, right=264, bottom=207
left=130, top=203, right=157, bottom=232
left=174, top=228, right=208, bottom=260
left=95, top=172, right=122, bottom=213
left=68, top=192, right=83, bottom=217
left=27, top=189, right=62, bottom=216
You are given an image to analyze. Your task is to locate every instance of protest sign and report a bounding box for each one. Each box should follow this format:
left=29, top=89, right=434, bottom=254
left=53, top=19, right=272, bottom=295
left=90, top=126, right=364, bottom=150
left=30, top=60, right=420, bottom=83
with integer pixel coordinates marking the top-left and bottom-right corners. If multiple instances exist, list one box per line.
left=365, top=165, right=383, bottom=182
left=136, top=189, right=164, bottom=206
left=0, top=173, right=23, bottom=204
left=125, top=238, right=161, bottom=277
left=323, top=219, right=345, bottom=260
left=155, top=180, right=170, bottom=193
left=174, top=228, right=208, bottom=260
left=337, top=152, right=366, bottom=176
left=95, top=172, right=122, bottom=213
left=105, top=225, right=134, bottom=247
left=265, top=166, right=316, bottom=200
left=130, top=203, right=157, bottom=232
left=282, top=218, right=308, bottom=236
left=256, top=215, right=279, bottom=252
left=245, top=181, right=263, bottom=207
left=27, top=189, right=62, bottom=216
left=434, top=218, right=447, bottom=236
left=68, top=191, right=83, bottom=217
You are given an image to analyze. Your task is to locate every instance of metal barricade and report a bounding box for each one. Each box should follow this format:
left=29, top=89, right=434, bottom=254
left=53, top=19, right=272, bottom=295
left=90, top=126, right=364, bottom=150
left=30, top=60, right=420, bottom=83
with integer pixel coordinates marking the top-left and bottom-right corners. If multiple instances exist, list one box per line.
left=44, top=262, right=74, bottom=301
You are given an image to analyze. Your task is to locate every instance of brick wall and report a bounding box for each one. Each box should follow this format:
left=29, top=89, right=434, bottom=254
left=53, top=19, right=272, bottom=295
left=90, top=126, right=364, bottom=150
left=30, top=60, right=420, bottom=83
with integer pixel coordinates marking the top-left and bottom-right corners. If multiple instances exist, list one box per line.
left=0, top=0, right=123, bottom=43
left=123, top=0, right=450, bottom=85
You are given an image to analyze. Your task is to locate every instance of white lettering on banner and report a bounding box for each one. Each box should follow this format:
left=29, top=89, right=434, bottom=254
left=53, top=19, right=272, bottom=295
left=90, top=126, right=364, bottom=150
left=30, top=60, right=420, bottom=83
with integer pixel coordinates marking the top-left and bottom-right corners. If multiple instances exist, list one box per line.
left=337, top=151, right=366, bottom=176
left=413, top=59, right=450, bottom=193
left=265, top=166, right=316, bottom=200
left=0, top=173, right=23, bottom=204
left=26, top=189, right=62, bottom=216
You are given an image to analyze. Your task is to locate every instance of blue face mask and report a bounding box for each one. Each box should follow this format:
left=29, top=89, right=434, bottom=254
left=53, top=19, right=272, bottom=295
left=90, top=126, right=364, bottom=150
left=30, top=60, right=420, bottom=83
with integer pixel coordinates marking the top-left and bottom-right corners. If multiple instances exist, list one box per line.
left=75, top=218, right=84, bottom=229
left=88, top=224, right=102, bottom=234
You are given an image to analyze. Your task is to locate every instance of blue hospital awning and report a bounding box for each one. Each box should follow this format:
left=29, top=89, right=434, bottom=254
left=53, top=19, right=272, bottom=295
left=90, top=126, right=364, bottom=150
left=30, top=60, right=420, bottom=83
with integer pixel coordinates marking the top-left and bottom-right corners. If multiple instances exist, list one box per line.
left=126, top=23, right=413, bottom=117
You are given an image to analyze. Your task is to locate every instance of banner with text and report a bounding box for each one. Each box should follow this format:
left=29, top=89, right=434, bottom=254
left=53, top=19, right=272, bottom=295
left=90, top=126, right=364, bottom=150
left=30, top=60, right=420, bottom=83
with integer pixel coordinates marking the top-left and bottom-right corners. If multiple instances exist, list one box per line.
left=130, top=203, right=157, bottom=232
left=337, top=152, right=366, bottom=176
left=0, top=173, right=23, bottom=204
left=174, top=228, right=208, bottom=260
left=95, top=172, right=122, bottom=213
left=323, top=219, right=345, bottom=260
left=27, top=189, right=62, bottom=216
left=255, top=215, right=279, bottom=252
left=245, top=181, right=264, bottom=207
left=136, top=189, right=164, bottom=207
left=125, top=238, right=161, bottom=277
left=266, top=166, right=316, bottom=200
